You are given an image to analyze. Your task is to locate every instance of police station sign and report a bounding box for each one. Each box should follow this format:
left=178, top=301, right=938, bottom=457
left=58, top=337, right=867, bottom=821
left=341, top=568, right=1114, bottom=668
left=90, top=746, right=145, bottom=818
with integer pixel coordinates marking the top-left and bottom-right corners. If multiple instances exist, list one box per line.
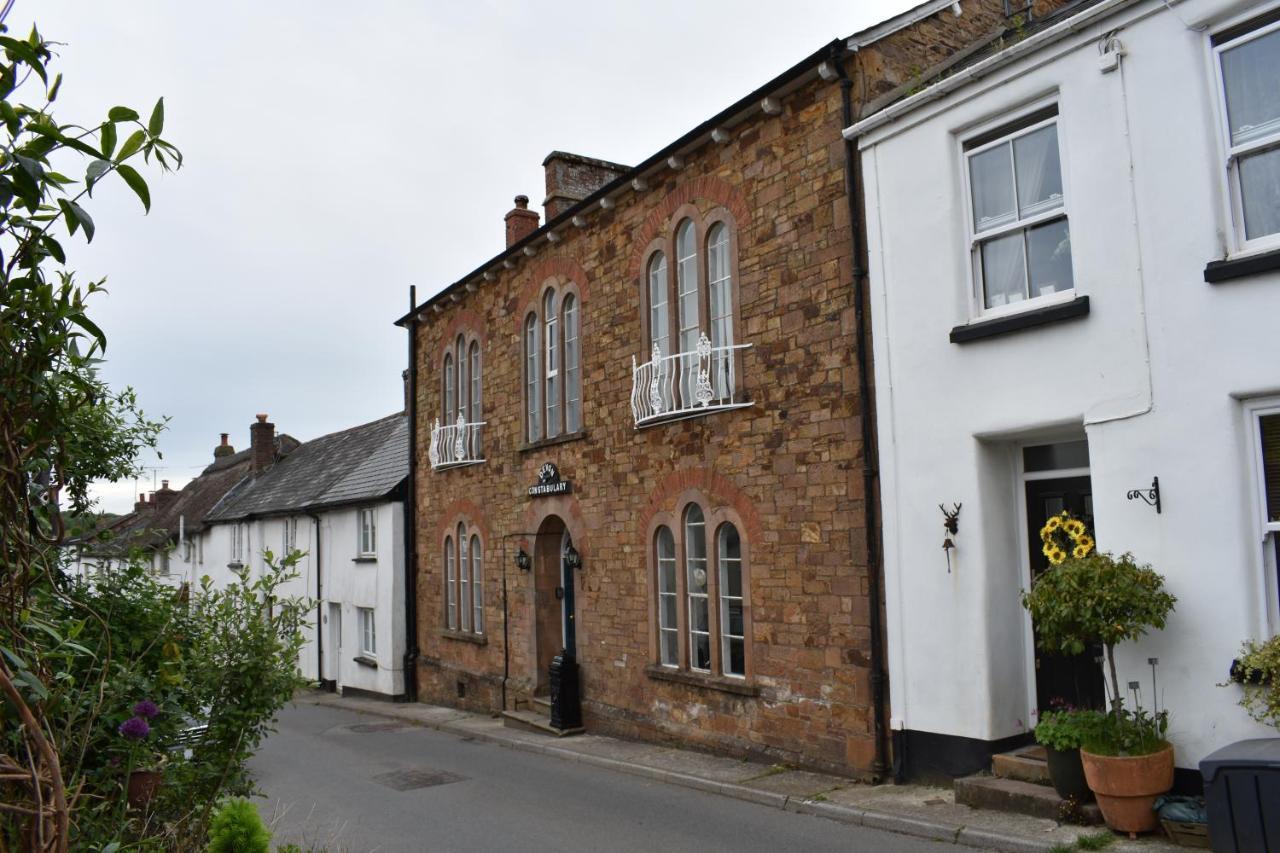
left=528, top=462, right=571, bottom=498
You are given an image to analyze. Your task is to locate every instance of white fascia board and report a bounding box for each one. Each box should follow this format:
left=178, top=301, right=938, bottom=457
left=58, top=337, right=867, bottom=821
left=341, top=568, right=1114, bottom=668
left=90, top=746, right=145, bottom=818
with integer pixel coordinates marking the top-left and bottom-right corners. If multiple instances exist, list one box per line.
left=847, top=0, right=965, bottom=49
left=844, top=0, right=1155, bottom=141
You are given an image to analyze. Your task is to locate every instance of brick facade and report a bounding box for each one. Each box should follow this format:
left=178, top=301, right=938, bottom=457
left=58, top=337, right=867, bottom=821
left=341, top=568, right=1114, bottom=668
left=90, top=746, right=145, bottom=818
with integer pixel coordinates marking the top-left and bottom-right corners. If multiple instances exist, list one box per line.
left=410, top=1, right=1033, bottom=777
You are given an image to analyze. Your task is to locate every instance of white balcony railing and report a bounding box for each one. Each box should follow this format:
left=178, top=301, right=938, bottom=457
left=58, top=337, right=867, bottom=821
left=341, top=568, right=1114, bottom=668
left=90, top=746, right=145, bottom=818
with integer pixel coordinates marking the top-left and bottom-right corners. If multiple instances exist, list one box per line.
left=631, top=333, right=752, bottom=427
left=429, top=414, right=486, bottom=470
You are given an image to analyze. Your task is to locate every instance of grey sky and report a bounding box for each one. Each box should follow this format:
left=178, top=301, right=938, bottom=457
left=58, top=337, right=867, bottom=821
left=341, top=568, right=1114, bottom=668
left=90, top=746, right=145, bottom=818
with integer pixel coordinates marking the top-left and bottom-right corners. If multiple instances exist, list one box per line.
left=16, top=1, right=919, bottom=513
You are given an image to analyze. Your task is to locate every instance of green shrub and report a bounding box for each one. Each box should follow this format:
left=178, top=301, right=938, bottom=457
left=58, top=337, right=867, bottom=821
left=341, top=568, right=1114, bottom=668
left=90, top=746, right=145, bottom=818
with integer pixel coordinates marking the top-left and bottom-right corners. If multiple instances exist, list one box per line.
left=207, top=798, right=271, bottom=853
left=1035, top=709, right=1105, bottom=752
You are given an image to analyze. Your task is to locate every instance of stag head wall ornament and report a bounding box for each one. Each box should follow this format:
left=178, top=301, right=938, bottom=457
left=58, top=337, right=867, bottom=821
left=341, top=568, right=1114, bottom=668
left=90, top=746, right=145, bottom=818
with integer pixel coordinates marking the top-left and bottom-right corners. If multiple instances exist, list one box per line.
left=940, top=503, right=962, bottom=574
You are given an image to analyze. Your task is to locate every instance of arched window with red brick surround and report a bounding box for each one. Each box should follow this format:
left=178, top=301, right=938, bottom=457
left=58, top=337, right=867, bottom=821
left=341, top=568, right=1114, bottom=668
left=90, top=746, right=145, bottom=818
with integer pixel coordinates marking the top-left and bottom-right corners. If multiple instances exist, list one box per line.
left=443, top=523, right=484, bottom=637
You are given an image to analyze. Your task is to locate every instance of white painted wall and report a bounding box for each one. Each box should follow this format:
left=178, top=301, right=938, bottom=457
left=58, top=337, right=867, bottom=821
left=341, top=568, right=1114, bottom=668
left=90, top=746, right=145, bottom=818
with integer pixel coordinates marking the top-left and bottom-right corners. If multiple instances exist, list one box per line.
left=858, top=0, right=1280, bottom=768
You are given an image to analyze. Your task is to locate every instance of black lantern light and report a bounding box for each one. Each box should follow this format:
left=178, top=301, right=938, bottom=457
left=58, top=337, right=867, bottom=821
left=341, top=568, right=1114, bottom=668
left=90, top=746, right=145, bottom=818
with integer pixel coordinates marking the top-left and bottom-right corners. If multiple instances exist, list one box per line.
left=515, top=548, right=532, bottom=572
left=563, top=543, right=582, bottom=572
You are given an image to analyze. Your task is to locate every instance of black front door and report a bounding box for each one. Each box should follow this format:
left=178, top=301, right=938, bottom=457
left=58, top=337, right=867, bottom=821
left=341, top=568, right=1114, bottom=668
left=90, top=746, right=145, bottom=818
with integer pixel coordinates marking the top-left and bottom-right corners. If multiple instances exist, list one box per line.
left=1025, top=476, right=1106, bottom=713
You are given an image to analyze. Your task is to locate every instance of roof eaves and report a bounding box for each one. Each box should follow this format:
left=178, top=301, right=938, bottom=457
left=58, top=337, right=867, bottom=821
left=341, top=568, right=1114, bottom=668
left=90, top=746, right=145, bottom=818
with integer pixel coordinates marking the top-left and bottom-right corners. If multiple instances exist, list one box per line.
left=845, top=0, right=967, bottom=48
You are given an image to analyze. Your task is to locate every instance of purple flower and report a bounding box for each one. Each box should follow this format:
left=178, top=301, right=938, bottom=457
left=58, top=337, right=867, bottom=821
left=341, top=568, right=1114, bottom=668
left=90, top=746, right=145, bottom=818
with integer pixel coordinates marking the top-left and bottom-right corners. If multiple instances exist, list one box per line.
left=118, top=716, right=150, bottom=740
left=132, top=700, right=160, bottom=719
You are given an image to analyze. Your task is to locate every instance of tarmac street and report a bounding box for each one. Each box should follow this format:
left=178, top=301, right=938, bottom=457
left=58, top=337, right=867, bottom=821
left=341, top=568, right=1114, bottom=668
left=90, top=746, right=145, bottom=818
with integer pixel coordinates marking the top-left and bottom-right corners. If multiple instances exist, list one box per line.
left=250, top=702, right=956, bottom=853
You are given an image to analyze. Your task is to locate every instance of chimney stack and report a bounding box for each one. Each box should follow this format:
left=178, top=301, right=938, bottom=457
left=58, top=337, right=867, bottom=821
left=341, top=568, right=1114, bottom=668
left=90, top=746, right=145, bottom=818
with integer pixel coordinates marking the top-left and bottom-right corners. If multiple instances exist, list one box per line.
left=153, top=479, right=179, bottom=512
left=213, top=432, right=235, bottom=459
left=505, top=195, right=539, bottom=248
left=250, top=413, right=275, bottom=475
left=542, top=151, right=630, bottom=221
left=134, top=494, right=149, bottom=513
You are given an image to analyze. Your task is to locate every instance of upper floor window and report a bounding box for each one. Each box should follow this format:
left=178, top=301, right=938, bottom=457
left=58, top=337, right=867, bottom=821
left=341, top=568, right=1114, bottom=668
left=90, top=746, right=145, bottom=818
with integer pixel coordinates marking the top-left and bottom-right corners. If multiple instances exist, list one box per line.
left=444, top=522, right=484, bottom=636
left=358, top=508, right=376, bottom=557
left=634, top=211, right=748, bottom=426
left=964, top=106, right=1073, bottom=314
left=524, top=282, right=582, bottom=443
left=652, top=504, right=749, bottom=678
left=431, top=333, right=484, bottom=469
left=1215, top=14, right=1280, bottom=248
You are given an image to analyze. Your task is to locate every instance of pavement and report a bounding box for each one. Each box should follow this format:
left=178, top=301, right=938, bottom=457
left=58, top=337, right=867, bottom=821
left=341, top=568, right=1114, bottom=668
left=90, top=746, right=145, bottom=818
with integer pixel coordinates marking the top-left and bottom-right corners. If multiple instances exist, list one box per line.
left=276, top=690, right=1183, bottom=853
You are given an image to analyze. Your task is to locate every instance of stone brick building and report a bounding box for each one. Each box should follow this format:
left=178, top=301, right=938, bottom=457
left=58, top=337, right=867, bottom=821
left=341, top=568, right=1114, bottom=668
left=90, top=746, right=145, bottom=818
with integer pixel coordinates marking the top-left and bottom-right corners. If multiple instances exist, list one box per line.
left=397, top=0, right=1060, bottom=778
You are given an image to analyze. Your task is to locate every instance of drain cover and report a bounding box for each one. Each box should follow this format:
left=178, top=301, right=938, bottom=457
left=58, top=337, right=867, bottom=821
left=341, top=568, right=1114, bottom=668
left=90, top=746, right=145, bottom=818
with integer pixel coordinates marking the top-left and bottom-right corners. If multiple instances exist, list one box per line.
left=371, top=768, right=465, bottom=791
left=347, top=722, right=409, bottom=733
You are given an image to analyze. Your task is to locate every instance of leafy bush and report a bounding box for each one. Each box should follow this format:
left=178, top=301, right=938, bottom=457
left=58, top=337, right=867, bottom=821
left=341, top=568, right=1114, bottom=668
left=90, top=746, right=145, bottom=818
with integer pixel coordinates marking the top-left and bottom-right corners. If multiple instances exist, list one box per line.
left=1035, top=708, right=1105, bottom=752
left=1083, top=706, right=1169, bottom=758
left=1230, top=635, right=1280, bottom=729
left=206, top=798, right=271, bottom=853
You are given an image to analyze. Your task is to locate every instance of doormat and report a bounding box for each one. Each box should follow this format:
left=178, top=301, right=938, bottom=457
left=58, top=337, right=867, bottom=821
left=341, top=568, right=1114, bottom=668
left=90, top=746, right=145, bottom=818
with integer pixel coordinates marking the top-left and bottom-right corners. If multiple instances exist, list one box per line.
left=371, top=768, right=466, bottom=791
left=346, top=721, right=410, bottom=733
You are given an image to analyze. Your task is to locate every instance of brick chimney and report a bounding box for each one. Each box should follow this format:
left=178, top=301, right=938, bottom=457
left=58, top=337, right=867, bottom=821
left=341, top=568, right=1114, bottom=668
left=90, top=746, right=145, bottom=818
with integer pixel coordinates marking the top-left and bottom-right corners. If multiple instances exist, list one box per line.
left=250, top=413, right=275, bottom=475
left=543, top=151, right=630, bottom=221
left=505, top=195, right=539, bottom=248
left=134, top=494, right=149, bottom=514
left=213, top=432, right=235, bottom=459
left=152, top=479, right=179, bottom=512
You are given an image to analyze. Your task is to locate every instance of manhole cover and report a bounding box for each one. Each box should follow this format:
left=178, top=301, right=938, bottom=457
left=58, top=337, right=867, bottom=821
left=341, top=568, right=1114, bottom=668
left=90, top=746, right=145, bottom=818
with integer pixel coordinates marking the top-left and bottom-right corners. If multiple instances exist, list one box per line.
left=347, top=722, right=409, bottom=733
left=371, top=768, right=465, bottom=791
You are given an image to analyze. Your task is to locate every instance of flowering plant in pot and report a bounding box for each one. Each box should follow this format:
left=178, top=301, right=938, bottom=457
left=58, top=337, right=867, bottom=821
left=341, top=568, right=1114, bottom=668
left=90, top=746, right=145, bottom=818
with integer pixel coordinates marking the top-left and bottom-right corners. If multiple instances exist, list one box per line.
left=116, top=699, right=166, bottom=810
left=1228, top=634, right=1280, bottom=727
left=1021, top=547, right=1177, bottom=834
left=1034, top=704, right=1104, bottom=800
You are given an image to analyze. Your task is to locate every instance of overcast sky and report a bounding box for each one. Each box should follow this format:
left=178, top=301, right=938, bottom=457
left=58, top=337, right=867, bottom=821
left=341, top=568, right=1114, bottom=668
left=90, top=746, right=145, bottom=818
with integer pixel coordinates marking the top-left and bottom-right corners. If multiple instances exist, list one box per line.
left=16, top=1, right=921, bottom=513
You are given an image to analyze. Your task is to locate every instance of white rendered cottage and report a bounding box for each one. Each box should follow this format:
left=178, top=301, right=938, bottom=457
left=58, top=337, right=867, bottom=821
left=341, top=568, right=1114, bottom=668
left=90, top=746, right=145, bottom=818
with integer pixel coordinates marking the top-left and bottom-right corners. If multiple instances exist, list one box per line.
left=848, top=0, right=1280, bottom=786
left=202, top=413, right=408, bottom=699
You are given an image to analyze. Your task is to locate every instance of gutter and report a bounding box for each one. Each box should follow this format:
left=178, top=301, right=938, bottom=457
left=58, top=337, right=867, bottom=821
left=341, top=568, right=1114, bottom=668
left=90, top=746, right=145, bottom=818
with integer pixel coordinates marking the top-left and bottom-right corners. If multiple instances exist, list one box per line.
left=402, top=286, right=420, bottom=702
left=843, top=0, right=1149, bottom=140
left=835, top=47, right=890, bottom=783
left=307, top=511, right=327, bottom=691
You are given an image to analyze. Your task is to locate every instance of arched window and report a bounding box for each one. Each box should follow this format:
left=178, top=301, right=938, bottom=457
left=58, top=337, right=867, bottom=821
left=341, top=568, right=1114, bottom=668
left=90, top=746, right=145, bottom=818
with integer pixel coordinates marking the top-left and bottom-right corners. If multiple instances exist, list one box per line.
left=684, top=504, right=710, bottom=672
left=718, top=522, right=744, bottom=677
left=707, top=223, right=734, bottom=399
left=563, top=294, right=580, bottom=434
left=468, top=340, right=482, bottom=455
left=470, top=534, right=484, bottom=633
left=647, top=252, right=669, bottom=356
left=544, top=289, right=560, bottom=439
left=444, top=525, right=484, bottom=636
left=444, top=535, right=456, bottom=630
left=652, top=503, right=749, bottom=677
left=656, top=526, right=678, bottom=667
left=525, top=313, right=541, bottom=442
left=675, top=220, right=699, bottom=406
left=443, top=354, right=456, bottom=423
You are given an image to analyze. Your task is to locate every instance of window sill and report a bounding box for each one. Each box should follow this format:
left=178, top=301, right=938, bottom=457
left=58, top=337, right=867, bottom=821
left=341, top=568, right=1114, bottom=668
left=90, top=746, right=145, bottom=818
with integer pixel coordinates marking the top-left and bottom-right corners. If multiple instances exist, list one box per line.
left=352, top=556, right=377, bottom=563
left=520, top=430, right=587, bottom=454
left=352, top=654, right=378, bottom=669
left=226, top=561, right=244, bottom=570
left=644, top=664, right=759, bottom=696
left=950, top=295, right=1089, bottom=343
left=1204, top=247, right=1280, bottom=284
left=440, top=629, right=487, bottom=645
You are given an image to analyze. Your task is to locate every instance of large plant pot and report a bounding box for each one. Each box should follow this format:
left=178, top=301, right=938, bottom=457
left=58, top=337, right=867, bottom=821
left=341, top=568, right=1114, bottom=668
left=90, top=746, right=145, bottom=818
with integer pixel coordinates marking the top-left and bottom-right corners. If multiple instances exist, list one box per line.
left=1080, top=744, right=1174, bottom=834
left=1046, top=747, right=1092, bottom=801
left=126, top=768, right=162, bottom=809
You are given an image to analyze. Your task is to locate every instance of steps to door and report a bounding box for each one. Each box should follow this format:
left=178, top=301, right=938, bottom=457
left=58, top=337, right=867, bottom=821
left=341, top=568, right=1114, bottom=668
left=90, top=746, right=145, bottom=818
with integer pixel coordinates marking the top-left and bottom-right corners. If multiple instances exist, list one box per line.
left=501, top=694, right=583, bottom=737
left=955, top=744, right=1102, bottom=825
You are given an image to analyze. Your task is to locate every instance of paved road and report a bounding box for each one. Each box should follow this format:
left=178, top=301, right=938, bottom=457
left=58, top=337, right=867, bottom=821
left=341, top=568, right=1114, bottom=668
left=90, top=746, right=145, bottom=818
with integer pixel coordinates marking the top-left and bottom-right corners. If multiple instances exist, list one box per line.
left=251, top=702, right=959, bottom=853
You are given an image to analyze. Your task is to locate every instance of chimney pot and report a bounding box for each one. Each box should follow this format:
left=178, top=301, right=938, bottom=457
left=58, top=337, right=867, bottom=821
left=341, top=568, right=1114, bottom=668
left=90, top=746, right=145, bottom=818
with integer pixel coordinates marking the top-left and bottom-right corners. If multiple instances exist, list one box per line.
left=256, top=413, right=268, bottom=423
left=214, top=432, right=235, bottom=459
left=161, top=479, right=169, bottom=489
left=504, top=195, right=540, bottom=248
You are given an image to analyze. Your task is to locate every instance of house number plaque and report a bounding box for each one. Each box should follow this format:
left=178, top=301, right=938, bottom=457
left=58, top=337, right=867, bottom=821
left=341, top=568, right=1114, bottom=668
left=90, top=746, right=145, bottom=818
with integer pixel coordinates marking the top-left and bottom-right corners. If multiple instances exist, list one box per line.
left=528, top=462, right=572, bottom=498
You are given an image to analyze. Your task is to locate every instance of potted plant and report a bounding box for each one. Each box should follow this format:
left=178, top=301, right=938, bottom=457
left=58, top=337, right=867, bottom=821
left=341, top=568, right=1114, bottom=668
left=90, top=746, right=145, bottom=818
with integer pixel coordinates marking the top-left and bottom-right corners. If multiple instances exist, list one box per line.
left=1034, top=705, right=1103, bottom=800
left=116, top=699, right=165, bottom=809
left=1022, top=545, right=1177, bottom=834
left=1228, top=635, right=1279, bottom=724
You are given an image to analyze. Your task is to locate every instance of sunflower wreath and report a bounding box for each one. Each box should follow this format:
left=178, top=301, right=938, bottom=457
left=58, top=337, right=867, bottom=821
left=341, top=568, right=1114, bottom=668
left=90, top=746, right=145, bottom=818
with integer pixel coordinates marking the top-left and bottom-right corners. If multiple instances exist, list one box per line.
left=1040, top=510, right=1095, bottom=566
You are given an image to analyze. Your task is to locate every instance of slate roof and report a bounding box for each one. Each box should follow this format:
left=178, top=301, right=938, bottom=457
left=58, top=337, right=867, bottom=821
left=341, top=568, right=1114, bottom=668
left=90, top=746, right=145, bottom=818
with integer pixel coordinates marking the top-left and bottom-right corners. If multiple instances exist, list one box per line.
left=205, top=412, right=407, bottom=522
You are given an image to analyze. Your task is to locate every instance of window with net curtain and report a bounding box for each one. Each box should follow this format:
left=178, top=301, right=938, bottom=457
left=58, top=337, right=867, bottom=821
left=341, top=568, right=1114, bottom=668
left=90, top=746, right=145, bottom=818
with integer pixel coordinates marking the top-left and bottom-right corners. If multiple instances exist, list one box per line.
left=965, top=107, right=1073, bottom=312
left=524, top=287, right=582, bottom=443
left=653, top=509, right=746, bottom=678
left=1217, top=16, right=1280, bottom=244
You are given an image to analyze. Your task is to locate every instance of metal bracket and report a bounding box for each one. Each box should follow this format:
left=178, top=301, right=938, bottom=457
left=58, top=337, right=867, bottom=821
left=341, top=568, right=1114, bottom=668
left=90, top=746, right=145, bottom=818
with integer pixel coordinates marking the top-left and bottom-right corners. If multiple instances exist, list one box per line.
left=1126, top=476, right=1161, bottom=514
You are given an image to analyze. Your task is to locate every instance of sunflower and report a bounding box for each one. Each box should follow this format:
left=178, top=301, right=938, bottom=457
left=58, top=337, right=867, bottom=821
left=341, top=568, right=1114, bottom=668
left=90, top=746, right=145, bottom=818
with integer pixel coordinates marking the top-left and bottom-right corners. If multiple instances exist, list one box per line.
left=1064, top=520, right=1085, bottom=537
left=1044, top=516, right=1063, bottom=533
left=1049, top=548, right=1067, bottom=565
left=1077, top=535, right=1094, bottom=551
left=1072, top=544, right=1091, bottom=559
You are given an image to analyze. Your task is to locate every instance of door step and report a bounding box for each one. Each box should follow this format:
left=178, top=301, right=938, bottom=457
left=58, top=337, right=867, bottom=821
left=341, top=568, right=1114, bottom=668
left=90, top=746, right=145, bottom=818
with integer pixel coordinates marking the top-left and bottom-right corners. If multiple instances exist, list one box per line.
left=955, top=775, right=1101, bottom=824
left=991, top=744, right=1050, bottom=784
left=500, top=709, right=583, bottom=737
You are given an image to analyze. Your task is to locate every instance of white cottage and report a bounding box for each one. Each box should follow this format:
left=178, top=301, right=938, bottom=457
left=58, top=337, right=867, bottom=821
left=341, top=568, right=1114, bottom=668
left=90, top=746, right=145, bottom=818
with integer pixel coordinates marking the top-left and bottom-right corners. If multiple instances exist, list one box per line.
left=849, top=0, right=1280, bottom=786
left=202, top=412, right=409, bottom=700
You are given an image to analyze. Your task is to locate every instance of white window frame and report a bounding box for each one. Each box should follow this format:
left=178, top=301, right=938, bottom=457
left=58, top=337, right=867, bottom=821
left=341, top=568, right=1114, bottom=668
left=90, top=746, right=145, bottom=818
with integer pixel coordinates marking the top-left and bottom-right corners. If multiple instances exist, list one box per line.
left=655, top=526, right=679, bottom=668
left=1213, top=12, right=1280, bottom=254
left=282, top=517, right=296, bottom=555
left=1246, top=398, right=1280, bottom=632
left=358, top=607, right=377, bottom=656
left=358, top=508, right=376, bottom=558
left=961, top=102, right=1075, bottom=321
left=230, top=523, right=244, bottom=564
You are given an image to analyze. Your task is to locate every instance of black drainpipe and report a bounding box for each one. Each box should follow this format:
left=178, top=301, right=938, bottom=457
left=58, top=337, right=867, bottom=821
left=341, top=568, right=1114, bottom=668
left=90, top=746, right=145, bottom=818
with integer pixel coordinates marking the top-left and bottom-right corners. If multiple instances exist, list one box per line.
left=835, top=45, right=889, bottom=782
left=308, top=511, right=326, bottom=690
left=402, top=285, right=421, bottom=702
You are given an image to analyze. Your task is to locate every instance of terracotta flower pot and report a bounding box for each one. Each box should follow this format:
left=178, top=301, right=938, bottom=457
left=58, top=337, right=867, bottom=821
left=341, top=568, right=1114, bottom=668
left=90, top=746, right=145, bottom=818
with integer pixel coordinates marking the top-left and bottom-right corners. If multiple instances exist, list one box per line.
left=126, top=768, right=162, bottom=809
left=1080, top=744, right=1174, bottom=834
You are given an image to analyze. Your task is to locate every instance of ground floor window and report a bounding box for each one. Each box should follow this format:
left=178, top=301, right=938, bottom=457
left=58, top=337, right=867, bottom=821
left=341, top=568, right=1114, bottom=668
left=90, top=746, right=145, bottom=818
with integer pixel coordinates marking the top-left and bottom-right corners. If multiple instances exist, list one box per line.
left=1249, top=401, right=1280, bottom=627
left=444, top=523, right=484, bottom=635
left=358, top=607, right=376, bottom=656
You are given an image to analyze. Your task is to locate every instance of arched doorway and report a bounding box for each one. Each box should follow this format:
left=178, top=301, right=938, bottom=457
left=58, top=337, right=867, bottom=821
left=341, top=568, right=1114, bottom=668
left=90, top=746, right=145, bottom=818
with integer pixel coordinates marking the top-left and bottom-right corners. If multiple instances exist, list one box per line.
left=532, top=515, right=577, bottom=693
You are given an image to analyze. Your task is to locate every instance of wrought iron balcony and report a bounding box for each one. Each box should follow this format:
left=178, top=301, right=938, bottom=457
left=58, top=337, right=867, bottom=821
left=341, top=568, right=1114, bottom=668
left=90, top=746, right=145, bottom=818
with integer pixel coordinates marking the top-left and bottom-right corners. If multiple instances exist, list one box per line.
left=429, top=414, right=486, bottom=470
left=631, top=333, right=752, bottom=428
